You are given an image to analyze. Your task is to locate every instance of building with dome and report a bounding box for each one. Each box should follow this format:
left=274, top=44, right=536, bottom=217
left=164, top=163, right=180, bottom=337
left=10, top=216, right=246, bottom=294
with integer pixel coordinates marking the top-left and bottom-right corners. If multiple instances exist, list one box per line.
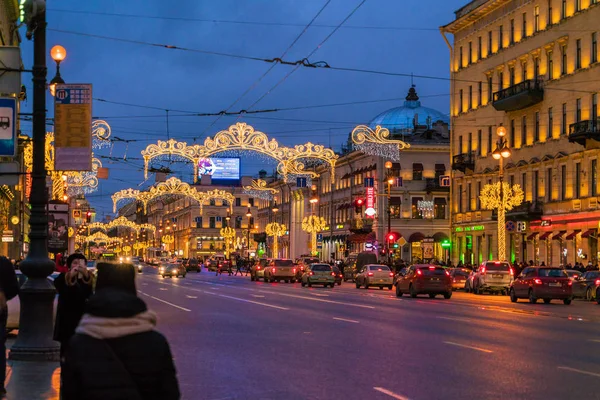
left=255, top=87, right=451, bottom=263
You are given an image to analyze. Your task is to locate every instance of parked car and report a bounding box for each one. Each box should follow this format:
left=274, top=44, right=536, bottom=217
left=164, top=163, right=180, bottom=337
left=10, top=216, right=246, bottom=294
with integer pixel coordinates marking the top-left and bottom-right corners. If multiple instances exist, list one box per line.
left=510, top=267, right=572, bottom=304
left=250, top=258, right=270, bottom=281
left=159, top=263, right=187, bottom=278
left=343, top=251, right=378, bottom=282
left=263, top=259, right=297, bottom=283
left=332, top=265, right=343, bottom=286
left=395, top=264, right=452, bottom=299
left=301, top=263, right=335, bottom=288
left=472, top=261, right=513, bottom=295
left=450, top=268, right=470, bottom=291
left=355, top=264, right=394, bottom=290
left=572, top=270, right=600, bottom=301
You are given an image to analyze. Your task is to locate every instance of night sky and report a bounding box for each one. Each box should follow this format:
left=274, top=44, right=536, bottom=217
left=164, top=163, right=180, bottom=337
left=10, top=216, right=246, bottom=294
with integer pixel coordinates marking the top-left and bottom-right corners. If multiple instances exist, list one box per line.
left=19, top=0, right=466, bottom=218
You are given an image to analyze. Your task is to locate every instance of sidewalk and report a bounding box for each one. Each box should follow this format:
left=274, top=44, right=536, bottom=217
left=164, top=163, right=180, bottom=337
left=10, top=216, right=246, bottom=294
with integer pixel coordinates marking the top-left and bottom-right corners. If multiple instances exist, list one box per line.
left=5, top=336, right=60, bottom=400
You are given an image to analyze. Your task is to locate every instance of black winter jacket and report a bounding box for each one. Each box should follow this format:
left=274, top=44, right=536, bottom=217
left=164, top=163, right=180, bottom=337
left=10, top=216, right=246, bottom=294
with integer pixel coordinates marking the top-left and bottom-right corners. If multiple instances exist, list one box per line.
left=53, top=272, right=93, bottom=343
left=62, top=289, right=180, bottom=400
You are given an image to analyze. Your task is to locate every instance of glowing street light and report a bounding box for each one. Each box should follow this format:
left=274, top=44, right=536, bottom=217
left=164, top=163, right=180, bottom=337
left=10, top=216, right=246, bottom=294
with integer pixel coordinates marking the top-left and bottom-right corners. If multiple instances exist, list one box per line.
left=49, top=45, right=66, bottom=96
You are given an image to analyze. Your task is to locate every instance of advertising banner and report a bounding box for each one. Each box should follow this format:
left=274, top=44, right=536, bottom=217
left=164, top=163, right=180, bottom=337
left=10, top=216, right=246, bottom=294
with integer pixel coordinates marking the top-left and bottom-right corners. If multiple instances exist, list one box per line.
left=0, top=97, right=17, bottom=157
left=48, top=202, right=69, bottom=253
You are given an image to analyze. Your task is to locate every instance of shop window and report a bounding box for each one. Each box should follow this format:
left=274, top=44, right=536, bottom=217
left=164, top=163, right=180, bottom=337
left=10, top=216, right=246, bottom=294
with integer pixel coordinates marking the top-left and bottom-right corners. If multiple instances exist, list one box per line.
left=389, top=197, right=402, bottom=219
left=412, top=197, right=423, bottom=219
left=434, top=198, right=446, bottom=219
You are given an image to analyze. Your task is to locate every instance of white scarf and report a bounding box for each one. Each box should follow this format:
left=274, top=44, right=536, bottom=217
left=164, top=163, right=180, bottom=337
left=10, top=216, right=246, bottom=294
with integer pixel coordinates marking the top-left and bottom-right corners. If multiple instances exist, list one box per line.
left=75, top=310, right=157, bottom=339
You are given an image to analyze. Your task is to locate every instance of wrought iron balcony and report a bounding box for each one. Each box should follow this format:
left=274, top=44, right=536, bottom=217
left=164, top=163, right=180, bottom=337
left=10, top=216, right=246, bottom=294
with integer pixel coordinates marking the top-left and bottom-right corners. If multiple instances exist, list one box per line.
left=506, top=201, right=544, bottom=221
left=568, top=119, right=600, bottom=147
left=492, top=79, right=544, bottom=112
left=425, top=178, right=450, bottom=192
left=452, top=152, right=475, bottom=173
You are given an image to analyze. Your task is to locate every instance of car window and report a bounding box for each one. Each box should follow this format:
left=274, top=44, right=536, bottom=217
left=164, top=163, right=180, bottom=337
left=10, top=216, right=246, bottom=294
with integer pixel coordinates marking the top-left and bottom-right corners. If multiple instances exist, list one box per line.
left=304, top=258, right=320, bottom=264
left=418, top=267, right=446, bottom=276
left=274, top=260, right=293, bottom=267
left=525, top=269, right=536, bottom=278
left=312, top=264, right=332, bottom=272
left=368, top=265, right=390, bottom=271
left=538, top=268, right=568, bottom=278
left=484, top=262, right=510, bottom=271
left=587, top=272, right=600, bottom=279
left=453, top=269, right=470, bottom=277
left=332, top=266, right=340, bottom=273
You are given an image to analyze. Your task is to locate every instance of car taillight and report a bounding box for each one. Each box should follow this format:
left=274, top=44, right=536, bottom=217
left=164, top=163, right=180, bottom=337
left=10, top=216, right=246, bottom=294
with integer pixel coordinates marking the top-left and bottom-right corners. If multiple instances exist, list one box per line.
left=292, top=268, right=296, bottom=273
left=480, top=267, right=486, bottom=274
left=568, top=280, right=573, bottom=286
left=309, top=272, right=314, bottom=276
left=331, top=272, right=335, bottom=276
left=367, top=272, right=374, bottom=276
left=595, top=279, right=600, bottom=285
left=429, top=266, right=435, bottom=269
left=257, top=266, right=261, bottom=270
left=453, top=278, right=456, bottom=282
left=445, top=270, right=450, bottom=276
left=534, top=278, right=542, bottom=285
left=389, top=272, right=394, bottom=277
left=416, top=269, right=422, bottom=276
left=272, top=268, right=276, bottom=273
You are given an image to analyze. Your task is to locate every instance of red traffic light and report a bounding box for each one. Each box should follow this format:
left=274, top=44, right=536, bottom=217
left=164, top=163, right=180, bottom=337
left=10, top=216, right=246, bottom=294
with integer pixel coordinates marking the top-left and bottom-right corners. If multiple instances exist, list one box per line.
left=86, top=211, right=92, bottom=217
left=355, top=198, right=364, bottom=206
left=387, top=233, right=398, bottom=242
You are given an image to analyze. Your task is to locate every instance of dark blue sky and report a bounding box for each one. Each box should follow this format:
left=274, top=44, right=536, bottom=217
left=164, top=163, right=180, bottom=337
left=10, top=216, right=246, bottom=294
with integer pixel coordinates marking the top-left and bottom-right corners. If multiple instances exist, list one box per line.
left=19, top=0, right=465, bottom=218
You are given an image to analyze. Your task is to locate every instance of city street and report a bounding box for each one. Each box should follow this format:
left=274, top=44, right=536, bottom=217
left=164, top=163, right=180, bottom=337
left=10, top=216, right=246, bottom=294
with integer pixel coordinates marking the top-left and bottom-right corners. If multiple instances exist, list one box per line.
left=131, top=266, right=600, bottom=400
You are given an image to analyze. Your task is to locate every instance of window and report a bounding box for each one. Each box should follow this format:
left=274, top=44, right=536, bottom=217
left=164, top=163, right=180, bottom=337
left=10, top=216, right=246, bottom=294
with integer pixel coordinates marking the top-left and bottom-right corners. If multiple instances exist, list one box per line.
left=548, top=0, right=554, bottom=25
left=509, top=66, right=515, bottom=86
left=477, top=129, right=482, bottom=156
left=235, top=217, right=241, bottom=229
left=498, top=71, right=504, bottom=89
left=459, top=46, right=463, bottom=69
left=434, top=198, right=446, bottom=219
left=510, top=119, right=516, bottom=147
left=248, top=198, right=254, bottom=207
left=593, top=33, right=598, bottom=64
left=487, top=75, right=493, bottom=102
left=196, top=216, right=203, bottom=228
left=561, top=45, right=567, bottom=75
left=575, top=0, right=581, bottom=12
left=521, top=62, right=527, bottom=81
left=389, top=197, right=401, bottom=219
left=488, top=31, right=493, bottom=54
left=458, top=185, right=463, bottom=213
left=221, top=218, right=227, bottom=228
left=562, top=103, right=567, bottom=135
left=591, top=159, right=598, bottom=197
left=510, top=19, right=515, bottom=44
left=209, top=216, right=216, bottom=228
left=459, top=89, right=463, bottom=113
left=478, top=82, right=482, bottom=106
left=548, top=107, right=553, bottom=139
left=561, top=165, right=567, bottom=200
left=235, top=197, right=241, bottom=207
left=521, top=115, right=527, bottom=146
left=523, top=12, right=528, bottom=38
left=476, top=181, right=482, bottom=209
left=468, top=41, right=472, bottom=64
left=412, top=163, right=423, bottom=180
left=576, top=39, right=582, bottom=69
left=522, top=172, right=527, bottom=198
left=412, top=197, right=423, bottom=219
left=467, top=183, right=472, bottom=211
left=509, top=175, right=515, bottom=187
left=499, top=25, right=504, bottom=49
left=535, top=111, right=540, bottom=142
left=468, top=85, right=473, bottom=110
left=533, top=170, right=539, bottom=202
left=477, top=36, right=482, bottom=60
left=458, top=135, right=463, bottom=154
left=534, top=57, right=540, bottom=79
left=561, top=0, right=567, bottom=19
left=576, top=98, right=582, bottom=122
left=547, top=50, right=554, bottom=79
left=593, top=94, right=598, bottom=120
left=534, top=6, right=540, bottom=32
left=575, top=162, right=581, bottom=198
left=487, top=126, right=493, bottom=154
left=209, top=199, right=216, bottom=206
left=434, top=164, right=445, bottom=179
left=468, top=132, right=473, bottom=154
left=547, top=168, right=553, bottom=201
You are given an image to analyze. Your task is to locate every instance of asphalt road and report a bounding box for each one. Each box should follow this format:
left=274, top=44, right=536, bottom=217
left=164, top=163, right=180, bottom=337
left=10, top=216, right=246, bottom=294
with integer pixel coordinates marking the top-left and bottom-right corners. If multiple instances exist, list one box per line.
left=134, top=266, right=600, bottom=400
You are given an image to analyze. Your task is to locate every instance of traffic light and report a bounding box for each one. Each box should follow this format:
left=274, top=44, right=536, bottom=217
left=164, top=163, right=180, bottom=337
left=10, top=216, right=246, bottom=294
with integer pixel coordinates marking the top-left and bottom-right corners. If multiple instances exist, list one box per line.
left=441, top=239, right=451, bottom=249
left=354, top=198, right=364, bottom=214
left=387, top=232, right=398, bottom=243
left=86, top=211, right=92, bottom=223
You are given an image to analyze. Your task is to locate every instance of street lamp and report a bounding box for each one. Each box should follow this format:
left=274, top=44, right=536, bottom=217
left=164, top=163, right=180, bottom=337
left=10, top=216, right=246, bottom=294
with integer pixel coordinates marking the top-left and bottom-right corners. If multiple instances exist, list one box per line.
left=49, top=45, right=66, bottom=97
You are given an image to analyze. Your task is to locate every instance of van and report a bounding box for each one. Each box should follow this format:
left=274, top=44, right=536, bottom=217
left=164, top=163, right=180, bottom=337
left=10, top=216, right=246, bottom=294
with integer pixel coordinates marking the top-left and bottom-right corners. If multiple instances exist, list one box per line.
left=344, top=251, right=378, bottom=281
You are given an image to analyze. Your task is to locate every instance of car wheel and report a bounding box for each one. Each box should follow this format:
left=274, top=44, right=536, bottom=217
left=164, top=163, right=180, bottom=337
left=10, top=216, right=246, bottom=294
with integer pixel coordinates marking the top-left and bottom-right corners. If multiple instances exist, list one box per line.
left=308, top=280, right=312, bottom=287
left=409, top=285, right=417, bottom=298
left=379, top=286, right=384, bottom=290
left=251, top=275, right=255, bottom=281
left=586, top=287, right=594, bottom=301
left=509, top=288, right=518, bottom=303
left=564, top=298, right=572, bottom=305
left=182, top=274, right=186, bottom=278
left=528, top=289, right=537, bottom=304
left=395, top=285, right=403, bottom=297
left=355, top=281, right=360, bottom=289
left=162, top=275, right=165, bottom=278
left=543, top=298, right=551, bottom=304
left=429, top=293, right=436, bottom=299
left=337, top=281, right=341, bottom=286
left=291, top=279, right=296, bottom=283
left=444, top=291, right=452, bottom=299
left=330, top=283, right=335, bottom=288
left=388, top=285, right=393, bottom=290
left=364, top=281, right=369, bottom=290
left=301, top=280, right=306, bottom=287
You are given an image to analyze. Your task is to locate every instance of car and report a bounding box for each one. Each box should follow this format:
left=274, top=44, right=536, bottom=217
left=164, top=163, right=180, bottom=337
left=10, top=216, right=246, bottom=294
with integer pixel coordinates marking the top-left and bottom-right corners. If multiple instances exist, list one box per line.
left=572, top=270, right=600, bottom=301
left=301, top=263, right=335, bottom=288
left=263, top=259, right=297, bottom=283
left=355, top=264, right=394, bottom=290
left=472, top=261, right=513, bottom=295
left=159, top=263, right=187, bottom=278
left=250, top=258, right=270, bottom=281
left=450, top=268, right=470, bottom=291
left=343, top=251, right=378, bottom=282
left=294, top=257, right=320, bottom=281
left=463, top=267, right=478, bottom=292
left=510, top=267, right=572, bottom=304
left=565, top=269, right=583, bottom=281
left=395, top=264, right=452, bottom=299
left=332, top=266, right=343, bottom=286
left=207, top=254, right=228, bottom=271
left=185, top=258, right=200, bottom=273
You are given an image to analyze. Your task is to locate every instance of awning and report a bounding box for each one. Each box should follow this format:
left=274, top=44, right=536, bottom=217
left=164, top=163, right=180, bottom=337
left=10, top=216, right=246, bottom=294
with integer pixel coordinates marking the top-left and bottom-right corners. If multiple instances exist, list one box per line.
left=552, top=231, right=567, bottom=240
left=527, top=232, right=539, bottom=240
left=413, top=163, right=424, bottom=171
left=408, top=232, right=425, bottom=243
left=581, top=229, right=597, bottom=238
left=565, top=230, right=581, bottom=240
left=432, top=232, right=449, bottom=242
left=348, top=232, right=376, bottom=243
left=539, top=231, right=553, bottom=240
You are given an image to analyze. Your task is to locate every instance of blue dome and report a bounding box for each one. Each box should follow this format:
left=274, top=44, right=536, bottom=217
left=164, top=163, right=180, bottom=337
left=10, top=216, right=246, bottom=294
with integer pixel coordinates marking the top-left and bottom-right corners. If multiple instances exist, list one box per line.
left=369, top=87, right=449, bottom=134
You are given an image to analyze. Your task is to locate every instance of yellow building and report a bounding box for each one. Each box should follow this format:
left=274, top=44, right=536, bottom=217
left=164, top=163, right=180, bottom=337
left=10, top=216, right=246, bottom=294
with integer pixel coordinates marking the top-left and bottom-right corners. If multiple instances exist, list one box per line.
left=442, top=0, right=600, bottom=266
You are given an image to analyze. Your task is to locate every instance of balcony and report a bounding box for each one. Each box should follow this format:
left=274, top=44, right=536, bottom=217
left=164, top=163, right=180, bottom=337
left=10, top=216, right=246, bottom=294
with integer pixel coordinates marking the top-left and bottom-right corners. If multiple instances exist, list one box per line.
left=492, top=79, right=544, bottom=112
left=452, top=152, right=475, bottom=173
left=425, top=178, right=450, bottom=193
left=506, top=201, right=544, bottom=221
left=348, top=218, right=373, bottom=234
left=568, top=119, right=600, bottom=147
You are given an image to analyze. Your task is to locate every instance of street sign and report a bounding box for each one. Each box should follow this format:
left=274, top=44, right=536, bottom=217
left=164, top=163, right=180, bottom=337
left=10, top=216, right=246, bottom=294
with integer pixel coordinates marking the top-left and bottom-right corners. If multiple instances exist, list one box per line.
left=54, top=83, right=93, bottom=171
left=365, top=187, right=376, bottom=218
left=439, top=175, right=451, bottom=187
left=0, top=97, right=16, bottom=157
left=364, top=177, right=374, bottom=187
left=0, top=47, right=21, bottom=95
left=296, top=177, right=307, bottom=187
left=517, top=221, right=527, bottom=232
left=0, top=161, right=19, bottom=185
left=506, top=221, right=515, bottom=232
left=397, top=236, right=407, bottom=247
left=541, top=220, right=551, bottom=227
left=316, top=233, right=323, bottom=241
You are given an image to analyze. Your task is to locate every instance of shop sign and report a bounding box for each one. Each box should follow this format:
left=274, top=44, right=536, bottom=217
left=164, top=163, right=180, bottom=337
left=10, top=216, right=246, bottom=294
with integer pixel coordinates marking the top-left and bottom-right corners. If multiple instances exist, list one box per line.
left=541, top=220, right=551, bottom=227
left=365, top=187, right=376, bottom=218
left=455, top=225, right=484, bottom=232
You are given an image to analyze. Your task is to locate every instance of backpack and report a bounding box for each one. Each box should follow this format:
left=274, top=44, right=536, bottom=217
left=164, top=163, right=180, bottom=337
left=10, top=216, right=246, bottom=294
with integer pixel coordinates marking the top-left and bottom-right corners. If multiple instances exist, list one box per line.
left=0, top=257, right=19, bottom=300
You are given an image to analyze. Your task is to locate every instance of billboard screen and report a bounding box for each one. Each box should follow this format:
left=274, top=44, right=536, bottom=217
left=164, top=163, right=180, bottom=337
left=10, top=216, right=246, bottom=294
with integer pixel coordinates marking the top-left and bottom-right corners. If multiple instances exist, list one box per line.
left=198, top=158, right=240, bottom=180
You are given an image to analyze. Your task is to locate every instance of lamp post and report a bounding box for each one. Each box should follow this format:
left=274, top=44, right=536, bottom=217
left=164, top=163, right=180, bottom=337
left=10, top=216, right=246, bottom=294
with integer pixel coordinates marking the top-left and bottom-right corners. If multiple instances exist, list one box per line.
left=246, top=207, right=252, bottom=260
left=10, top=4, right=60, bottom=361
left=491, top=125, right=511, bottom=261
left=49, top=45, right=66, bottom=97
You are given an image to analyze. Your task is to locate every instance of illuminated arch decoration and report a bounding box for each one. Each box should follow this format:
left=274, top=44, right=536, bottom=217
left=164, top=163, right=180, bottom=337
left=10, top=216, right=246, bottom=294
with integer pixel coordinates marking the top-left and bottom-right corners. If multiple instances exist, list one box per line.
left=92, top=119, right=112, bottom=149
left=138, top=223, right=156, bottom=233
left=139, top=177, right=202, bottom=213
left=243, top=179, right=279, bottom=200
left=87, top=222, right=108, bottom=232
left=82, top=231, right=122, bottom=245
left=351, top=125, right=410, bottom=162
left=265, top=222, right=286, bottom=258
left=199, top=189, right=235, bottom=215
left=107, top=216, right=144, bottom=233
left=112, top=188, right=141, bottom=213
left=141, top=123, right=338, bottom=183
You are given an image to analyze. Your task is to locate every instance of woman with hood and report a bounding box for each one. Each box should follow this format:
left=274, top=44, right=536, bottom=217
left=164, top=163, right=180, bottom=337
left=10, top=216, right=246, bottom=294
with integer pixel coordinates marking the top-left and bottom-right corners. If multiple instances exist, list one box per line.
left=62, top=263, right=180, bottom=400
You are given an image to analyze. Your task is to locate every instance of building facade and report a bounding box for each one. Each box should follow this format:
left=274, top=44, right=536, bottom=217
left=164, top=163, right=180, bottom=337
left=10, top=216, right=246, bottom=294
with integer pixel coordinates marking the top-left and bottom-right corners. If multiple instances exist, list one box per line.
left=442, top=0, right=600, bottom=266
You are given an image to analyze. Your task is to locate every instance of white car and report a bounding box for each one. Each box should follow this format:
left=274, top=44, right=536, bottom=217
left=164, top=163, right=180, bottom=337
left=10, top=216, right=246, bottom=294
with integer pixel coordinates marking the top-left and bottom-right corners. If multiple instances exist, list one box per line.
left=355, top=264, right=394, bottom=290
left=7, top=271, right=58, bottom=332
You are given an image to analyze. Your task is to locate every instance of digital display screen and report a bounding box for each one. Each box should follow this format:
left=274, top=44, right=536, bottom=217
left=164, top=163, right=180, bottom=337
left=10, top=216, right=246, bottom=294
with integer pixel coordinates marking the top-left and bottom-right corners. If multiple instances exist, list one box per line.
left=198, top=158, right=240, bottom=180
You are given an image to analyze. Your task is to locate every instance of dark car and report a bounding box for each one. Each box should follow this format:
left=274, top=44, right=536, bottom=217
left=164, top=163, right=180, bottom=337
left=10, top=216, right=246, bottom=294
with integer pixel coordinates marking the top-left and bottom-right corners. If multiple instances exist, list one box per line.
left=510, top=267, right=572, bottom=304
left=572, top=270, right=600, bottom=301
left=332, top=266, right=342, bottom=286
left=343, top=251, right=378, bottom=282
left=159, top=263, right=187, bottom=278
left=450, top=268, right=470, bottom=291
left=185, top=258, right=200, bottom=273
left=395, top=264, right=452, bottom=299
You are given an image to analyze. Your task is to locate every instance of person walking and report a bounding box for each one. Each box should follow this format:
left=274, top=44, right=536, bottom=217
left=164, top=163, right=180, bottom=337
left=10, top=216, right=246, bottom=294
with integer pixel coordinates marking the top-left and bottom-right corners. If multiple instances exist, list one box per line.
left=0, top=257, right=19, bottom=398
left=54, top=253, right=94, bottom=363
left=62, top=263, right=180, bottom=400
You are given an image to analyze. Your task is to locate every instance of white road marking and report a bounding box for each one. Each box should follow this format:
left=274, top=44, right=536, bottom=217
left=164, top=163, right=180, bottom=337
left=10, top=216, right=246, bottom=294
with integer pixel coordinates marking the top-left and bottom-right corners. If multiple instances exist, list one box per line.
left=185, top=295, right=197, bottom=299
left=333, top=317, right=359, bottom=324
left=138, top=291, right=191, bottom=312
left=208, top=292, right=289, bottom=310
left=159, top=288, right=168, bottom=291
left=258, top=290, right=375, bottom=309
left=373, top=387, right=410, bottom=400
left=558, top=366, right=600, bottom=378
left=443, top=341, right=493, bottom=353
left=312, top=293, right=329, bottom=297
left=588, top=339, right=600, bottom=343
left=251, top=295, right=265, bottom=298
left=437, top=316, right=474, bottom=323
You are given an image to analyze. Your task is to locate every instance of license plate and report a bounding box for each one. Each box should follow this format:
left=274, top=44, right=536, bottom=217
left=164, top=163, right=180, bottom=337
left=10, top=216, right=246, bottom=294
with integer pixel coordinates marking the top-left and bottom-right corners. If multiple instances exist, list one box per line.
left=432, top=278, right=439, bottom=281
left=492, top=274, right=503, bottom=278
left=549, top=282, right=562, bottom=287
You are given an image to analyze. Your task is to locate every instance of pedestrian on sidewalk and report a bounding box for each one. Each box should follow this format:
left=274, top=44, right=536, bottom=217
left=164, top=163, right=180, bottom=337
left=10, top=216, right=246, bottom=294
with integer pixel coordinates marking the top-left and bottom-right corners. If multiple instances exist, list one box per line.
left=0, top=257, right=19, bottom=398
left=62, top=263, right=180, bottom=400
left=54, top=253, right=94, bottom=363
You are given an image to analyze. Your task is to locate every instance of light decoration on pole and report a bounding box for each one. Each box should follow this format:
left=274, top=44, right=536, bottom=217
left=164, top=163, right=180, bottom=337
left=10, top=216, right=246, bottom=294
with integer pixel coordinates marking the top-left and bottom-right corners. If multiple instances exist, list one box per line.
left=162, top=234, right=174, bottom=244
left=301, top=215, right=327, bottom=256
left=417, top=200, right=435, bottom=219
left=265, top=222, right=286, bottom=258
left=220, top=227, right=236, bottom=256
left=351, top=125, right=410, bottom=161
left=242, top=179, right=279, bottom=200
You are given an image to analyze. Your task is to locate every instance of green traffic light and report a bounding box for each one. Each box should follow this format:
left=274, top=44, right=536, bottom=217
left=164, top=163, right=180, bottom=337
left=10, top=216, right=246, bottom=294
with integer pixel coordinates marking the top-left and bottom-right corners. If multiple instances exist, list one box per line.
left=441, top=239, right=451, bottom=249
